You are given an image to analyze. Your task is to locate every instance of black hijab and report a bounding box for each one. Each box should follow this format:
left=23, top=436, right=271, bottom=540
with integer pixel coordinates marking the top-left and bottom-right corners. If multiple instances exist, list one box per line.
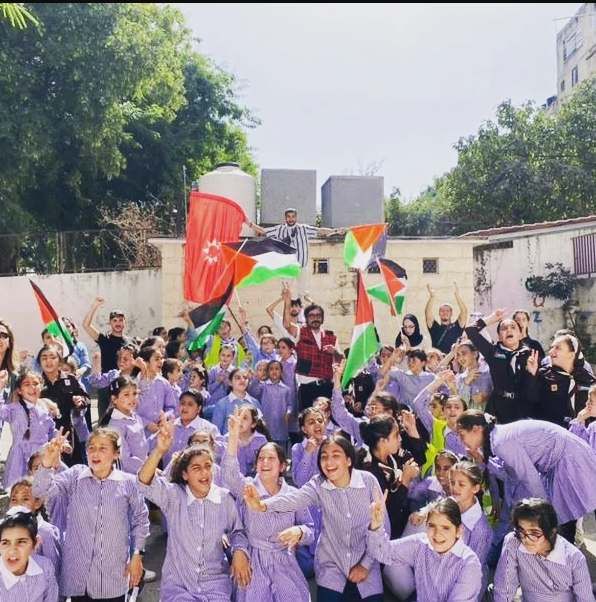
left=395, top=313, right=423, bottom=348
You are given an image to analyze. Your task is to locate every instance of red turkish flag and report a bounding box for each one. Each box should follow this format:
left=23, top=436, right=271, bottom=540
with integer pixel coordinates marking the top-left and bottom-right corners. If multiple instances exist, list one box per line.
left=183, top=192, right=247, bottom=304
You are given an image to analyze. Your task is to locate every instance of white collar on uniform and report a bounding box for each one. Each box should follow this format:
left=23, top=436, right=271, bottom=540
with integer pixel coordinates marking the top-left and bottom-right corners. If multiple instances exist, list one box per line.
left=111, top=409, right=135, bottom=422
left=185, top=483, right=222, bottom=505
left=77, top=467, right=125, bottom=482
left=460, top=499, right=483, bottom=531
left=321, top=469, right=365, bottom=490
left=174, top=415, right=204, bottom=430
left=254, top=476, right=290, bottom=498
left=519, top=534, right=567, bottom=565
left=0, top=555, right=43, bottom=589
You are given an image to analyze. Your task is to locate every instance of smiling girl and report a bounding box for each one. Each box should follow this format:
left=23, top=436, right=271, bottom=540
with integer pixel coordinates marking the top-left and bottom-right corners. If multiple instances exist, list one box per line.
left=0, top=512, right=58, bottom=602
left=368, top=497, right=482, bottom=602
left=33, top=428, right=149, bottom=601
left=245, top=433, right=388, bottom=601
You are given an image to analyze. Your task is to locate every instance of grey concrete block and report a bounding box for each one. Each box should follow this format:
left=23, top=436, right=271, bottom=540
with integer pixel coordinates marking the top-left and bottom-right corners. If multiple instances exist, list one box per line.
left=321, top=176, right=384, bottom=227
left=260, top=169, right=317, bottom=226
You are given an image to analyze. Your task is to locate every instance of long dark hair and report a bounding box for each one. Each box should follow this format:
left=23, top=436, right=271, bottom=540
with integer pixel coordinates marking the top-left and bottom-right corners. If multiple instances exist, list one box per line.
left=427, top=497, right=462, bottom=528
left=359, top=415, right=398, bottom=453
left=395, top=313, right=423, bottom=347
left=317, top=434, right=356, bottom=478
left=456, top=410, right=496, bottom=462
left=0, top=511, right=38, bottom=541
left=99, top=375, right=137, bottom=427
left=0, top=319, right=17, bottom=373
left=170, top=446, right=214, bottom=484
left=512, top=498, right=558, bottom=549
left=14, top=370, right=41, bottom=440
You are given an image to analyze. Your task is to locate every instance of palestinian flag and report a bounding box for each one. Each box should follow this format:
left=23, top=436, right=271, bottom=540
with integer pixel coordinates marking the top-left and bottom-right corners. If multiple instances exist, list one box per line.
left=187, top=279, right=234, bottom=352
left=29, top=281, right=74, bottom=356
left=343, top=223, right=387, bottom=271
left=367, top=258, right=408, bottom=316
left=341, top=271, right=380, bottom=389
left=222, top=239, right=300, bottom=288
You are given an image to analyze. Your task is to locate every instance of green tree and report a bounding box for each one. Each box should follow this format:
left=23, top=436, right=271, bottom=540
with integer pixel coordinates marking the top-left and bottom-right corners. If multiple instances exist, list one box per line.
left=0, top=3, right=256, bottom=239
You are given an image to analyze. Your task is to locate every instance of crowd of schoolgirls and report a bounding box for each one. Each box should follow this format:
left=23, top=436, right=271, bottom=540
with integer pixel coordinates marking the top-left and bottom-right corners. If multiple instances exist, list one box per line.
left=0, top=285, right=595, bottom=602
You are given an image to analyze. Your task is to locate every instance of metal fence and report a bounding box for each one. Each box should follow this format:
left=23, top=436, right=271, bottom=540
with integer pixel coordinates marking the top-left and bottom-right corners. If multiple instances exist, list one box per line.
left=0, top=228, right=174, bottom=276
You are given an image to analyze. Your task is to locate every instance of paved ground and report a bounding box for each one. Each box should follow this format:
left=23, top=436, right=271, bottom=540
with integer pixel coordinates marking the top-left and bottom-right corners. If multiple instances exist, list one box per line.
left=1, top=399, right=595, bottom=601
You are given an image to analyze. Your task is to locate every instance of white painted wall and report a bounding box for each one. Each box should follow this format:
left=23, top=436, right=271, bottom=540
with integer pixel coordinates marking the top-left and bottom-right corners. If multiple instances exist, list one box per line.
left=0, top=270, right=162, bottom=356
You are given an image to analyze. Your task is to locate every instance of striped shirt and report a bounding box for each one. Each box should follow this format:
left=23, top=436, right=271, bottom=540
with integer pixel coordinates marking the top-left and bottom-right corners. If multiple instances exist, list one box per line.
left=264, top=469, right=388, bottom=598
left=367, top=530, right=482, bottom=602
left=108, top=409, right=149, bottom=475
left=137, top=475, right=248, bottom=601
left=264, top=223, right=319, bottom=268
left=494, top=532, right=594, bottom=602
left=0, top=555, right=58, bottom=602
left=388, top=369, right=436, bottom=408
left=33, top=465, right=149, bottom=599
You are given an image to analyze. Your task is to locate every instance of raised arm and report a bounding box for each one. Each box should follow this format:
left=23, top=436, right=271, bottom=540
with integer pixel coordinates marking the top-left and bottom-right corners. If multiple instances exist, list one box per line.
left=266, top=295, right=283, bottom=321
left=220, top=408, right=249, bottom=498
left=424, top=284, right=436, bottom=330
left=282, top=283, right=298, bottom=338
left=82, top=296, right=104, bottom=342
left=453, top=282, right=469, bottom=328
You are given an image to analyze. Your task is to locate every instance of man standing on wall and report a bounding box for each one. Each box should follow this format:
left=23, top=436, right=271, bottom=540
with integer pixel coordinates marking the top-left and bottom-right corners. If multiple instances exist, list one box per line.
left=424, top=282, right=469, bottom=354
left=281, top=285, right=342, bottom=410
left=83, top=297, right=130, bottom=419
left=249, top=208, right=342, bottom=295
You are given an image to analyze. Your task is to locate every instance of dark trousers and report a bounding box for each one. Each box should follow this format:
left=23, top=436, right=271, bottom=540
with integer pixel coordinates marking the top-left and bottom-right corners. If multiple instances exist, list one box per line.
left=559, top=519, right=577, bottom=544
left=97, top=387, right=111, bottom=422
left=72, top=595, right=125, bottom=602
left=317, top=582, right=384, bottom=602
left=298, top=379, right=333, bottom=411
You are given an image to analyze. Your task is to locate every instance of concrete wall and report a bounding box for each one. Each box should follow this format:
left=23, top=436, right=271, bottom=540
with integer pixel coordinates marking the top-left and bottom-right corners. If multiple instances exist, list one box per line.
left=260, top=169, right=317, bottom=226
left=473, top=222, right=596, bottom=350
left=0, top=270, right=162, bottom=355
left=151, top=237, right=476, bottom=349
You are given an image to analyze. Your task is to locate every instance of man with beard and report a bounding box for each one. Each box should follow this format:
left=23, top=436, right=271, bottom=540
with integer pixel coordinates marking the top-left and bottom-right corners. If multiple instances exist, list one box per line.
left=424, top=282, right=468, bottom=354
left=266, top=282, right=307, bottom=342
left=282, top=286, right=341, bottom=411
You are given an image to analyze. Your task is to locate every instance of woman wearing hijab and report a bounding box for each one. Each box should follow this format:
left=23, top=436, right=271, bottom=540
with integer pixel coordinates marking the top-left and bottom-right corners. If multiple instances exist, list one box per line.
left=525, top=333, right=595, bottom=428
left=395, top=314, right=428, bottom=350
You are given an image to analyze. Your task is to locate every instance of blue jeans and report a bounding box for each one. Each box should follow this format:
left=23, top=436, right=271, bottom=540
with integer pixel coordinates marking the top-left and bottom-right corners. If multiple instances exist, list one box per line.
left=317, top=582, right=384, bottom=602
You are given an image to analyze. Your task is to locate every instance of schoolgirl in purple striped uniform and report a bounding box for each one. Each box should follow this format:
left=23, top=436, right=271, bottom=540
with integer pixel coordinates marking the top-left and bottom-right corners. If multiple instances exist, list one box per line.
left=162, top=389, right=221, bottom=468
left=249, top=360, right=292, bottom=448
left=206, top=345, right=236, bottom=407
left=368, top=496, right=482, bottom=602
left=456, top=411, right=596, bottom=529
left=494, top=498, right=593, bottom=602
left=222, top=407, right=312, bottom=601
left=8, top=479, right=61, bottom=578
left=33, top=428, right=149, bottom=602
left=0, top=371, right=57, bottom=488
left=87, top=344, right=138, bottom=390
left=277, top=338, right=299, bottom=439
left=222, top=403, right=268, bottom=476
left=408, top=450, right=457, bottom=512
left=162, top=357, right=183, bottom=411
left=244, top=433, right=389, bottom=602
left=569, top=384, right=596, bottom=451
left=213, top=368, right=261, bottom=436
left=137, top=420, right=251, bottom=601
left=0, top=512, right=59, bottom=602
left=98, top=375, right=148, bottom=475
left=136, top=346, right=177, bottom=441
left=450, top=461, right=492, bottom=595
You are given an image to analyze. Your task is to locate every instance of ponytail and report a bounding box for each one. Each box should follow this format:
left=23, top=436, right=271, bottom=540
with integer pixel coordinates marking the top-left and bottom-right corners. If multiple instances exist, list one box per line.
left=98, top=406, right=114, bottom=428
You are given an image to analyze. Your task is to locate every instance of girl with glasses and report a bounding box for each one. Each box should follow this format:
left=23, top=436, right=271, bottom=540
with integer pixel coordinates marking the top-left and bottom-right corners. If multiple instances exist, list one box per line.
left=494, top=498, right=592, bottom=601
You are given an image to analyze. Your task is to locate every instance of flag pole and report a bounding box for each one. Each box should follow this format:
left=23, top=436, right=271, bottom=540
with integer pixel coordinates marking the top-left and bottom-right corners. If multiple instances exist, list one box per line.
left=376, top=257, right=398, bottom=318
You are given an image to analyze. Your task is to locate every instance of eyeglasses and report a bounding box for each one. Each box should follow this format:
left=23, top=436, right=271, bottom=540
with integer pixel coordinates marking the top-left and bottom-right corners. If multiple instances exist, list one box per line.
left=308, top=313, right=323, bottom=319
left=0, top=332, right=9, bottom=339
left=514, top=527, right=544, bottom=542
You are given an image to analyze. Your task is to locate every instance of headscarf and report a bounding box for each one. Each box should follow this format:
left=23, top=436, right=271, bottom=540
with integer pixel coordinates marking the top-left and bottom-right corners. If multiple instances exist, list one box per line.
left=395, top=313, right=424, bottom=348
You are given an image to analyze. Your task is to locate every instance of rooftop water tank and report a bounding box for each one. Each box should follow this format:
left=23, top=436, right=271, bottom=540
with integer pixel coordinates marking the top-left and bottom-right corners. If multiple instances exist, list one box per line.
left=198, top=162, right=256, bottom=237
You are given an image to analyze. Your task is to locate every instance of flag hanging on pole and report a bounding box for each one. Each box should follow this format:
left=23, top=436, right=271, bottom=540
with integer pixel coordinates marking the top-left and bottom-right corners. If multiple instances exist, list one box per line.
left=341, top=271, right=380, bottom=389
left=184, top=191, right=246, bottom=304
left=343, top=223, right=387, bottom=271
left=367, top=258, right=408, bottom=316
left=221, top=238, right=301, bottom=288
left=29, top=281, right=74, bottom=356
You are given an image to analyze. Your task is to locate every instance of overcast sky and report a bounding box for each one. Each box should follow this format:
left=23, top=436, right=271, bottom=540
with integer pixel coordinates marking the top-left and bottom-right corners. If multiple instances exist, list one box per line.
left=172, top=3, right=581, bottom=200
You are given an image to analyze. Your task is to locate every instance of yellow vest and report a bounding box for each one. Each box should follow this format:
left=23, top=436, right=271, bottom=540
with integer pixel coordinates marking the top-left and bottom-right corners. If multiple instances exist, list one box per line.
left=204, top=335, right=247, bottom=369
left=421, top=417, right=447, bottom=476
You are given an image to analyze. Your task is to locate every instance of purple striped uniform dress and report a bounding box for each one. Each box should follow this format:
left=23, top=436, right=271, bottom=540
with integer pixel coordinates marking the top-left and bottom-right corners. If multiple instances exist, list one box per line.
left=489, top=420, right=596, bottom=523
left=281, top=355, right=299, bottom=434
left=367, top=530, right=482, bottom=602
left=569, top=418, right=596, bottom=451
left=36, top=516, right=61, bottom=579
left=32, top=465, right=149, bottom=599
left=494, top=531, right=594, bottom=601
left=137, top=474, right=249, bottom=601
left=0, top=400, right=56, bottom=488
left=461, top=498, right=492, bottom=596
left=212, top=393, right=261, bottom=436
left=162, top=415, right=221, bottom=467
left=108, top=409, right=149, bottom=475
left=87, top=369, right=121, bottom=390
left=0, top=554, right=58, bottom=602
left=387, top=369, right=436, bottom=408
left=330, top=388, right=365, bottom=447
left=263, top=469, right=388, bottom=598
left=407, top=475, right=448, bottom=511
left=207, top=365, right=233, bottom=406
left=221, top=453, right=313, bottom=601
left=137, top=375, right=177, bottom=438
left=249, top=380, right=292, bottom=443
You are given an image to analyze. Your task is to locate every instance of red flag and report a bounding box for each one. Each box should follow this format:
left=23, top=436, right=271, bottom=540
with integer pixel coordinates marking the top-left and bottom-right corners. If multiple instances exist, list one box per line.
left=184, top=192, right=247, bottom=304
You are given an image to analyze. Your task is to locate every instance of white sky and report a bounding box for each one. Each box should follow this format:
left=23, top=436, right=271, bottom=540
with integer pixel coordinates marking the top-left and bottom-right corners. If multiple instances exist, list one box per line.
left=172, top=3, right=581, bottom=200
